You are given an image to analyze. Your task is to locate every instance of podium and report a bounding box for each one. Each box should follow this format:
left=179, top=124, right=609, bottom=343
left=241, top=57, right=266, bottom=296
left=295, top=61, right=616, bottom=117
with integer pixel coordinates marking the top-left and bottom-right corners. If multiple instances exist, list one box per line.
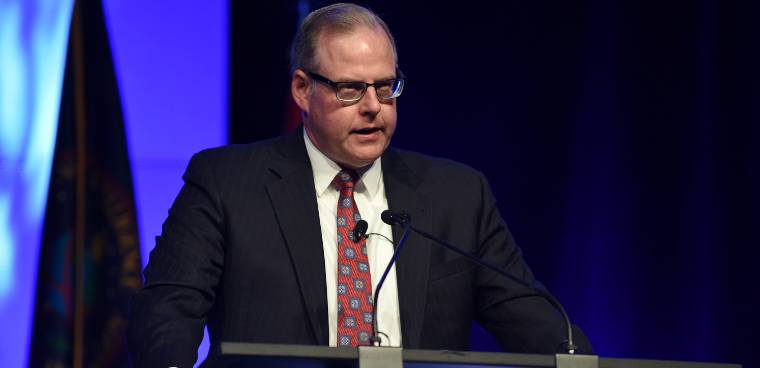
left=202, top=342, right=741, bottom=368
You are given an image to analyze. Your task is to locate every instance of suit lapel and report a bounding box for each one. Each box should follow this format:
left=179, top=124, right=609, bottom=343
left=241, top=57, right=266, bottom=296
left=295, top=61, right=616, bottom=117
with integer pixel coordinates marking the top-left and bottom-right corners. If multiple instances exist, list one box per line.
left=265, top=131, right=329, bottom=345
left=382, top=149, right=432, bottom=349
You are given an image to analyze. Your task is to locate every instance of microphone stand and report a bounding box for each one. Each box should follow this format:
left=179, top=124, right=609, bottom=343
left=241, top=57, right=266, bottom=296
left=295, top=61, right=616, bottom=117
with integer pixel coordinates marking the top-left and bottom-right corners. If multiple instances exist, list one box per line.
left=403, top=225, right=578, bottom=354
left=380, top=211, right=579, bottom=355
left=369, top=222, right=411, bottom=347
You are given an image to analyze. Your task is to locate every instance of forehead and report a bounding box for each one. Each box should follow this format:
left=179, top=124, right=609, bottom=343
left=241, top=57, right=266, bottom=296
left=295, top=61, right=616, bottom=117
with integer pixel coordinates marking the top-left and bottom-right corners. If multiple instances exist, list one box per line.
left=314, top=26, right=396, bottom=79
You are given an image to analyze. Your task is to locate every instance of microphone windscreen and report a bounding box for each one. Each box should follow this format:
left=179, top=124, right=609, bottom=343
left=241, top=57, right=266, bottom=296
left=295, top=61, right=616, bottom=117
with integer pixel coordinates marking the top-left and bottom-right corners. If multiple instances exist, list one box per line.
left=354, top=220, right=368, bottom=241
left=380, top=210, right=394, bottom=225
left=381, top=210, right=410, bottom=225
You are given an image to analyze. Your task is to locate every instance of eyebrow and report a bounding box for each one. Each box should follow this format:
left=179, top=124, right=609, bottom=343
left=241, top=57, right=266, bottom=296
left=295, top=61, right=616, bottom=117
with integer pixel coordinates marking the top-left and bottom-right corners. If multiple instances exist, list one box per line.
left=334, top=75, right=399, bottom=83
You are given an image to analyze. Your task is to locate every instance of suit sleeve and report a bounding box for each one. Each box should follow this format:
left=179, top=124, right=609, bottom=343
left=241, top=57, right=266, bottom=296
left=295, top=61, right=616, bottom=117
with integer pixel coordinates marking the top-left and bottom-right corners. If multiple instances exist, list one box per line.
left=128, top=151, right=225, bottom=367
left=472, top=173, right=593, bottom=354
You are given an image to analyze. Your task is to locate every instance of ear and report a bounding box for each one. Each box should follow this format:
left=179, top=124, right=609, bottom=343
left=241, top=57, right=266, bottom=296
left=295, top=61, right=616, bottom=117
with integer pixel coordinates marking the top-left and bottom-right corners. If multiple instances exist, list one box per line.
left=291, top=69, right=311, bottom=114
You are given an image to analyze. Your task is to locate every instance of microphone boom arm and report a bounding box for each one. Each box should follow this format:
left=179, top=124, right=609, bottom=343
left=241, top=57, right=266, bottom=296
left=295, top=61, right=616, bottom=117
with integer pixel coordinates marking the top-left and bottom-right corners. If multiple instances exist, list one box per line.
left=404, top=224, right=578, bottom=354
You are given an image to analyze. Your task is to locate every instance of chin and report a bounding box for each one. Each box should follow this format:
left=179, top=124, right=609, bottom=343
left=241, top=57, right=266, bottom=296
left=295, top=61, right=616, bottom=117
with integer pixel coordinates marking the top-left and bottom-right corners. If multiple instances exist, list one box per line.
left=353, top=148, right=386, bottom=163
left=344, top=157, right=376, bottom=168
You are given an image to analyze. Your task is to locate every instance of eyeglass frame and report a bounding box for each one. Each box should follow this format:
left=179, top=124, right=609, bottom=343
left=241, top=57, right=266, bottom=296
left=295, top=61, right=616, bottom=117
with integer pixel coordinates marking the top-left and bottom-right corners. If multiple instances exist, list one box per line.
left=305, top=69, right=406, bottom=102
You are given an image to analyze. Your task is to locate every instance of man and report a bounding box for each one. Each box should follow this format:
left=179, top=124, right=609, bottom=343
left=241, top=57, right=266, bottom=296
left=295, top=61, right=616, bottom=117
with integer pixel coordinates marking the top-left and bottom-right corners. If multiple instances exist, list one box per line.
left=128, top=3, right=592, bottom=367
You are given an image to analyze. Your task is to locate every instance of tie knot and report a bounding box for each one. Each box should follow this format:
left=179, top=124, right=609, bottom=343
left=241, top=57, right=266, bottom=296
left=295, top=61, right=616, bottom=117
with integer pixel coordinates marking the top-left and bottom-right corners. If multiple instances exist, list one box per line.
left=333, top=169, right=359, bottom=189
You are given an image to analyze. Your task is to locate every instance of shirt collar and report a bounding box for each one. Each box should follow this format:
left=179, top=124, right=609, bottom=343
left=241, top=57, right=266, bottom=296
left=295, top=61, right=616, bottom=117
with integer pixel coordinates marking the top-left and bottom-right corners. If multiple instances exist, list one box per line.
left=303, top=128, right=382, bottom=199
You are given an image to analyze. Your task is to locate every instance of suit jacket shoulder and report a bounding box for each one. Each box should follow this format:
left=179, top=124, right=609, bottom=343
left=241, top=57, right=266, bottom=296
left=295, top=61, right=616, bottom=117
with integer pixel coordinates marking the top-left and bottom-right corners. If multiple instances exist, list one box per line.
left=382, top=147, right=491, bottom=197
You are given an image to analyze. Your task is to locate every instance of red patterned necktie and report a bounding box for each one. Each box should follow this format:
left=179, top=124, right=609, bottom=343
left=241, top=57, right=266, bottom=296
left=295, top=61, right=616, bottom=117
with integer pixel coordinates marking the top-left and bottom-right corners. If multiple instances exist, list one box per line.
left=333, top=169, right=374, bottom=346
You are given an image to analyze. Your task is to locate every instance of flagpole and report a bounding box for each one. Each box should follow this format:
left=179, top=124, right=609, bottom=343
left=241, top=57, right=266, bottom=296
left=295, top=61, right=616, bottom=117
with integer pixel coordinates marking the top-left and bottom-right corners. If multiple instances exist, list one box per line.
left=72, top=0, right=86, bottom=366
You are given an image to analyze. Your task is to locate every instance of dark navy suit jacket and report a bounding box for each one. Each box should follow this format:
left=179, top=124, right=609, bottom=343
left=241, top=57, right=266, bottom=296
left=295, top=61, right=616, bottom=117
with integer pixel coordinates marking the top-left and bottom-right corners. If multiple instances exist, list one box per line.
left=127, top=129, right=592, bottom=367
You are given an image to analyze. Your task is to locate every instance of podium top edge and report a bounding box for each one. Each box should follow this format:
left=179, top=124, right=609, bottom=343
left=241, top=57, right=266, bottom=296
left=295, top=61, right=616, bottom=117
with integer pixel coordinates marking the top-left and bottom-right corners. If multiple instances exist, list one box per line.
left=218, top=342, right=741, bottom=368
left=220, top=342, right=556, bottom=366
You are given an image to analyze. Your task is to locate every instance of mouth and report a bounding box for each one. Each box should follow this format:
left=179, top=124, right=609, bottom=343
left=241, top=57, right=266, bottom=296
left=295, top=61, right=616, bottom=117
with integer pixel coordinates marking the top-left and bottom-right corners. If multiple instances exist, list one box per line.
left=352, top=127, right=382, bottom=136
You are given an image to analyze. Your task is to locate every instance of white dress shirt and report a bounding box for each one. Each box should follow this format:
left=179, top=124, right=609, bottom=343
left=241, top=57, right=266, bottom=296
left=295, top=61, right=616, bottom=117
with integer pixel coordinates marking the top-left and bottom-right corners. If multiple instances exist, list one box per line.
left=303, top=130, right=402, bottom=347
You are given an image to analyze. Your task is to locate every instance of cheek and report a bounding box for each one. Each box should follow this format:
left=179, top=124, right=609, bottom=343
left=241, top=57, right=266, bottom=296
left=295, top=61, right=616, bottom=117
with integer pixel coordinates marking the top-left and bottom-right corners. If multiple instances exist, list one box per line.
left=310, top=103, right=349, bottom=138
left=309, top=91, right=344, bottom=118
left=383, top=108, right=398, bottom=134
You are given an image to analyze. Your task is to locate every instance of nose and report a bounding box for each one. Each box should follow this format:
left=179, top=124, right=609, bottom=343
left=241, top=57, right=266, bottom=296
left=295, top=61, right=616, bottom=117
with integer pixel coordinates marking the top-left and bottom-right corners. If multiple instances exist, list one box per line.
left=357, top=85, right=382, bottom=117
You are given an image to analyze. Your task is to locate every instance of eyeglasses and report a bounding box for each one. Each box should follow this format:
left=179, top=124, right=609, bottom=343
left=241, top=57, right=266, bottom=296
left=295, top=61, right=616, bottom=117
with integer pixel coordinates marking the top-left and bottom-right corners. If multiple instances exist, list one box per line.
left=306, top=70, right=405, bottom=102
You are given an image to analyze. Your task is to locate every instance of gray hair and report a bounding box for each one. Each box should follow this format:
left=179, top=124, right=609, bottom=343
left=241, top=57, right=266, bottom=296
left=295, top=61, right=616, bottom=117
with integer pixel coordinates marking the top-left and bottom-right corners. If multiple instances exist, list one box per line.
left=290, top=3, right=398, bottom=74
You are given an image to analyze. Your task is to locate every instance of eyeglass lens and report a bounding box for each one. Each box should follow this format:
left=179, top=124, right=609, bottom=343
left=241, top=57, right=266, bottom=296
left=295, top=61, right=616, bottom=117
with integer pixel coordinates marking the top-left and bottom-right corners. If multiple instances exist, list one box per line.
left=336, top=79, right=403, bottom=101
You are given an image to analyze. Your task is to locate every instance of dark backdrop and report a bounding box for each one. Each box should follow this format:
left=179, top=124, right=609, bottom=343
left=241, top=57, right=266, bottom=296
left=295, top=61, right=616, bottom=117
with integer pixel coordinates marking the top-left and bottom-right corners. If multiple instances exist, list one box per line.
left=229, top=1, right=758, bottom=366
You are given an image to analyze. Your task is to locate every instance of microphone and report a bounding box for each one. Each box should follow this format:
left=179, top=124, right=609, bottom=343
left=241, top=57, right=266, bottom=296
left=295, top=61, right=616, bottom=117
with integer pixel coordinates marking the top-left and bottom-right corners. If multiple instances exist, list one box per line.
left=379, top=210, right=579, bottom=354
left=353, top=220, right=369, bottom=242
left=380, top=211, right=410, bottom=226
